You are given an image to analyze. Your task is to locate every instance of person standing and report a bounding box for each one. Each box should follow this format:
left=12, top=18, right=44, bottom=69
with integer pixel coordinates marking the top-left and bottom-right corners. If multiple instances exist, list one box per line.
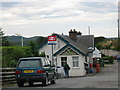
left=63, top=62, right=70, bottom=78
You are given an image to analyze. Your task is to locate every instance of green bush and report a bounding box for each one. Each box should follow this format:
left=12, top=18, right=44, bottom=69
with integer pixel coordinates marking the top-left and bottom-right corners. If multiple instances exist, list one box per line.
left=108, top=56, right=114, bottom=64
left=102, top=56, right=114, bottom=64
left=39, top=52, right=46, bottom=57
left=2, top=46, right=33, bottom=68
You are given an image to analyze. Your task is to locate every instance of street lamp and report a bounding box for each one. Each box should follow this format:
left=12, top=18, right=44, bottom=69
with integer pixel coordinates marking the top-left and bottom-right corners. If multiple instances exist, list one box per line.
left=15, top=33, right=23, bottom=47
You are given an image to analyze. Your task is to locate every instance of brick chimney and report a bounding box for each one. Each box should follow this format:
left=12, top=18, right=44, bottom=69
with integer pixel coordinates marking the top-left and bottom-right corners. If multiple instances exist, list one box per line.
left=69, top=29, right=77, bottom=41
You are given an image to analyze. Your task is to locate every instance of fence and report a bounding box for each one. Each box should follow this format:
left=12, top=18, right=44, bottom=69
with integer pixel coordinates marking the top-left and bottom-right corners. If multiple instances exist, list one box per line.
left=0, top=68, right=16, bottom=86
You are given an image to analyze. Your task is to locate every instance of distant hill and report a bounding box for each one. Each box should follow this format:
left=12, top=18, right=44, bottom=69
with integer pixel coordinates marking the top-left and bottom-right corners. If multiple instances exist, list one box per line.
left=4, top=35, right=119, bottom=51
left=4, top=35, right=47, bottom=49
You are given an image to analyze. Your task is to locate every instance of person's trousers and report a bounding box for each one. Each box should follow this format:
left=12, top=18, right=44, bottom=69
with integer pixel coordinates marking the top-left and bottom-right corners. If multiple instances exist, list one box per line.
left=64, top=70, right=69, bottom=78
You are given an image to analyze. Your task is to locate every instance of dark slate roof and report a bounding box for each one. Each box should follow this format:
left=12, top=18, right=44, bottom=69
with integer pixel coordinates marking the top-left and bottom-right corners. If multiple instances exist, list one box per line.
left=58, top=34, right=89, bottom=54
left=77, top=35, right=94, bottom=49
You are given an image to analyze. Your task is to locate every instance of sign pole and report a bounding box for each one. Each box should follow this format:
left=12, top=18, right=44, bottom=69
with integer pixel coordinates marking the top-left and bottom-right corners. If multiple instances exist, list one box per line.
left=52, top=44, right=54, bottom=66
left=48, top=35, right=57, bottom=66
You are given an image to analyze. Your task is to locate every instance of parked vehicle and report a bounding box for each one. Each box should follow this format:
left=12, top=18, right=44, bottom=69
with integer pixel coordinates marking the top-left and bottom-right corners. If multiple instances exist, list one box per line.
left=15, top=57, right=56, bottom=87
left=117, top=56, right=120, bottom=61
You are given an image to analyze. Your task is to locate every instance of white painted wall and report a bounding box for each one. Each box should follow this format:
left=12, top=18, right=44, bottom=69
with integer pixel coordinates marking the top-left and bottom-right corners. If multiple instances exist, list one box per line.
left=57, top=55, right=86, bottom=76
left=93, top=47, right=101, bottom=58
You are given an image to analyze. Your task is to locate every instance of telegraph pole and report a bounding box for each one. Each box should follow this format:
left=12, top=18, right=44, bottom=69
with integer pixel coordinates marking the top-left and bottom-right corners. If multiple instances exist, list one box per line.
left=15, top=33, right=23, bottom=47
left=118, top=2, right=120, bottom=89
left=118, top=19, right=120, bottom=39
left=88, top=26, right=90, bottom=35
left=21, top=36, right=23, bottom=47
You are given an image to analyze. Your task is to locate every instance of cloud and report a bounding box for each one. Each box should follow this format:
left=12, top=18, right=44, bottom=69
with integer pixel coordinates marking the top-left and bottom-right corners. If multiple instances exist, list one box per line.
left=1, top=0, right=119, bottom=2
left=1, top=2, right=117, bottom=26
left=1, top=1, right=118, bottom=37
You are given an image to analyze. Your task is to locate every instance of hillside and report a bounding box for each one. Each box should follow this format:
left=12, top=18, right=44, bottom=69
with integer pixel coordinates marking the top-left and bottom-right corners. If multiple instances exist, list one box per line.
left=94, top=37, right=120, bottom=51
left=4, top=35, right=47, bottom=49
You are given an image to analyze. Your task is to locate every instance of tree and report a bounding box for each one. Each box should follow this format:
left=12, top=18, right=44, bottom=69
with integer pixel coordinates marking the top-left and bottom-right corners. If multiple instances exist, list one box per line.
left=112, top=39, right=120, bottom=51
left=0, top=28, right=4, bottom=37
left=2, top=36, right=11, bottom=46
left=39, top=51, right=46, bottom=57
left=36, top=37, right=47, bottom=49
left=2, top=46, right=33, bottom=67
left=0, top=28, right=4, bottom=46
left=29, top=41, right=39, bottom=56
left=0, top=28, right=11, bottom=46
left=94, top=37, right=106, bottom=46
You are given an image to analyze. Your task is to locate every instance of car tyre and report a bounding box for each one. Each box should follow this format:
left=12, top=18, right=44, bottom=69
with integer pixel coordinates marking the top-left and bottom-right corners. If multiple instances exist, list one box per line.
left=29, top=82, right=34, bottom=87
left=17, top=82, right=24, bottom=87
left=42, top=76, right=49, bottom=86
left=50, top=80, right=56, bottom=84
left=51, top=74, right=56, bottom=84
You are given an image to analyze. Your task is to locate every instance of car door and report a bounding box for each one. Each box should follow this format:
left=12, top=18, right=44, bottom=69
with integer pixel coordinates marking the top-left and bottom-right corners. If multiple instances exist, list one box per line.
left=42, top=58, right=52, bottom=79
left=46, top=59, right=55, bottom=79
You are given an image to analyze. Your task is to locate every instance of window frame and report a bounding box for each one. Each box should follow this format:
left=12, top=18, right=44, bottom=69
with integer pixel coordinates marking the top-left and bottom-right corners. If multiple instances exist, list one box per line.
left=72, top=56, right=80, bottom=68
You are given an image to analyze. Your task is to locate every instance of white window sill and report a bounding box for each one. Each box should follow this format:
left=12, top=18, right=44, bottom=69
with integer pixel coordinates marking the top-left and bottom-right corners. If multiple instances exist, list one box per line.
left=72, top=67, right=80, bottom=69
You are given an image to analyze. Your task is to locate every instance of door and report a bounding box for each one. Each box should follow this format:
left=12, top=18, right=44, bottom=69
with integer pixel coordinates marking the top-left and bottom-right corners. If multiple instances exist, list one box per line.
left=61, top=57, right=67, bottom=67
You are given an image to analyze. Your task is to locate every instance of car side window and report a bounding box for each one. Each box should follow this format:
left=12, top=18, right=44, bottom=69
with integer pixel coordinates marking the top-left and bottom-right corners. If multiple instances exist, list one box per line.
left=42, top=58, right=46, bottom=67
left=46, top=59, right=50, bottom=65
left=42, top=58, right=49, bottom=67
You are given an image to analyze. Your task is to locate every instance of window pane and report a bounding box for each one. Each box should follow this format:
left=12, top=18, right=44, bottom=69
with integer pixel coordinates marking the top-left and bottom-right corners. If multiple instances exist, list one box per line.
left=72, top=57, right=79, bottom=67
left=19, top=60, right=41, bottom=68
left=73, top=61, right=76, bottom=67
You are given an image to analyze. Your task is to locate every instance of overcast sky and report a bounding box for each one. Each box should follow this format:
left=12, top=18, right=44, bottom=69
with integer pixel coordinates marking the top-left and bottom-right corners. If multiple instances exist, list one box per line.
left=0, top=0, right=119, bottom=38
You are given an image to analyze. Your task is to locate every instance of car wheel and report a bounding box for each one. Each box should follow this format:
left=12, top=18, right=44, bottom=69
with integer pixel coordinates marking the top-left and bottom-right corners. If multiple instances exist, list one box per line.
left=42, top=76, right=49, bottom=86
left=51, top=74, right=56, bottom=84
left=17, top=82, right=24, bottom=87
left=29, top=82, right=33, bottom=87
left=50, top=80, right=56, bottom=84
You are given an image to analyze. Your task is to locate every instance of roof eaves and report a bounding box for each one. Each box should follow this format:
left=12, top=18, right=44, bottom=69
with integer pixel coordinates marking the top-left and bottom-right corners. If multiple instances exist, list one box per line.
left=52, top=34, right=69, bottom=44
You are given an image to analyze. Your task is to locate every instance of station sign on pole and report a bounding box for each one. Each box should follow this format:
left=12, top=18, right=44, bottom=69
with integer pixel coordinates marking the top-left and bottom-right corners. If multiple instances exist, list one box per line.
left=48, top=36, right=57, bottom=66
left=48, top=36, right=57, bottom=45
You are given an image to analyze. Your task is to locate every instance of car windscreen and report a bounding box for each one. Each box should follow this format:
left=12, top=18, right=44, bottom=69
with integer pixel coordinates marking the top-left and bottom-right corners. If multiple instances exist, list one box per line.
left=18, top=59, right=42, bottom=68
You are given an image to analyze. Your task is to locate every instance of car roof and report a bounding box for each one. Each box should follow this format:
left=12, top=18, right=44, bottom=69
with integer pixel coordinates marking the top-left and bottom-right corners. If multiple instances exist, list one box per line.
left=19, top=57, right=46, bottom=60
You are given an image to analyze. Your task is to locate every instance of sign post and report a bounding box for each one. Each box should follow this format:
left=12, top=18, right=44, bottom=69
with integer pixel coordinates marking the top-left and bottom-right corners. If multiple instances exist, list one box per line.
left=48, top=36, right=57, bottom=66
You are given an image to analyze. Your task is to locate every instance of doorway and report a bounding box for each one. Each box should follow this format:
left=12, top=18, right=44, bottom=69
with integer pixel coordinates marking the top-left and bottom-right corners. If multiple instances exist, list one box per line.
left=61, top=57, right=67, bottom=67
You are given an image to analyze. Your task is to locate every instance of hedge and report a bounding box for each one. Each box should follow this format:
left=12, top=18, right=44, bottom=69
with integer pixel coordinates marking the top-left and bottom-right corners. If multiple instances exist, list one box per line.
left=102, top=56, right=114, bottom=64
left=1, top=46, right=33, bottom=68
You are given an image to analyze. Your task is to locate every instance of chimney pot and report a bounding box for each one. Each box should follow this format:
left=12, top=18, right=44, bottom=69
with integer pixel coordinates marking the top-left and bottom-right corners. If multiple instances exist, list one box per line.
left=69, top=29, right=77, bottom=41
left=77, top=31, right=82, bottom=35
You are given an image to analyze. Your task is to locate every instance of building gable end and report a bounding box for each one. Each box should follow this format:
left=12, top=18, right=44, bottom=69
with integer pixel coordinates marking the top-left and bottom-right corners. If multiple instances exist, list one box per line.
left=60, top=47, right=79, bottom=55
left=53, top=44, right=85, bottom=56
